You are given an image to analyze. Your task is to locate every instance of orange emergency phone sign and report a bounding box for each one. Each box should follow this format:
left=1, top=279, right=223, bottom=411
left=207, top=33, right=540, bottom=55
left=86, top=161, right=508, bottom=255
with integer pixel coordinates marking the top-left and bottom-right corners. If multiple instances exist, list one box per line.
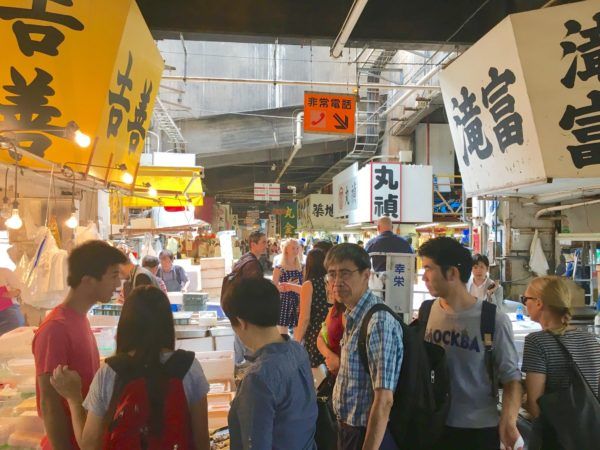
left=303, top=91, right=356, bottom=135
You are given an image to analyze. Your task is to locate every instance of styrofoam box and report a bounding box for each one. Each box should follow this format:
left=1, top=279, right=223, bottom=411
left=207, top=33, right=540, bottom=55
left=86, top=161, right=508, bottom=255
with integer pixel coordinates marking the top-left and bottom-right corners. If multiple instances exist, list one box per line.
left=200, top=277, right=224, bottom=289
left=200, top=257, right=225, bottom=269
left=203, top=287, right=222, bottom=299
left=200, top=268, right=226, bottom=279
left=0, top=327, right=36, bottom=360
left=213, top=335, right=234, bottom=352
left=176, top=337, right=213, bottom=353
left=89, top=315, right=119, bottom=327
left=129, top=218, right=154, bottom=229
left=208, top=407, right=229, bottom=430
left=168, top=292, right=184, bottom=305
left=195, top=351, right=234, bottom=381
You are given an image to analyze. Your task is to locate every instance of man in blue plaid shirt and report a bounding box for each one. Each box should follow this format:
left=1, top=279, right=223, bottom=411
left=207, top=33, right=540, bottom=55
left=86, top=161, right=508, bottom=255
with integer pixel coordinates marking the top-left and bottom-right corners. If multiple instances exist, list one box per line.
left=325, top=244, right=403, bottom=450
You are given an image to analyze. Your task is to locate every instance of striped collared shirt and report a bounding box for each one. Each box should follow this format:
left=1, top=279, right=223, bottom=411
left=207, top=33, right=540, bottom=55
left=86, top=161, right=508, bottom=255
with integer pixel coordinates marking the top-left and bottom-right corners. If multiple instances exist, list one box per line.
left=332, top=289, right=403, bottom=427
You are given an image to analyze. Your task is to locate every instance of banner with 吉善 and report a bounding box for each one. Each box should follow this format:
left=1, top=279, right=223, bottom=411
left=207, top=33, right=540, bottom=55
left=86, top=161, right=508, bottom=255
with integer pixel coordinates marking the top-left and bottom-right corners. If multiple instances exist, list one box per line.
left=0, top=0, right=163, bottom=184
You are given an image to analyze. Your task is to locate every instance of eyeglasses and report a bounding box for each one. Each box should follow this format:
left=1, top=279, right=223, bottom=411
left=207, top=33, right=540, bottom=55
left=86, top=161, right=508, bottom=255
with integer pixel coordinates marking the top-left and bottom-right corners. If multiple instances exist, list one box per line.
left=326, top=269, right=360, bottom=282
left=520, top=295, right=538, bottom=305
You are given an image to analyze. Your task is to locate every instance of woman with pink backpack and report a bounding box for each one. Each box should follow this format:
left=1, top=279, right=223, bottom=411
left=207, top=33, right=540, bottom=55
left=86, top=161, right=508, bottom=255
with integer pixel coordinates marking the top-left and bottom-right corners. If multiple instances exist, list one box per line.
left=50, top=285, right=210, bottom=450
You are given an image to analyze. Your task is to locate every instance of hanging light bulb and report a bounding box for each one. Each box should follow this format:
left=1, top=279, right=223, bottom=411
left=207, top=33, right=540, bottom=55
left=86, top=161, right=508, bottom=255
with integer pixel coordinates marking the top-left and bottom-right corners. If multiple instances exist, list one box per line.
left=74, top=130, right=91, bottom=148
left=5, top=204, right=22, bottom=230
left=65, top=211, right=79, bottom=229
left=122, top=172, right=134, bottom=185
left=148, top=185, right=158, bottom=197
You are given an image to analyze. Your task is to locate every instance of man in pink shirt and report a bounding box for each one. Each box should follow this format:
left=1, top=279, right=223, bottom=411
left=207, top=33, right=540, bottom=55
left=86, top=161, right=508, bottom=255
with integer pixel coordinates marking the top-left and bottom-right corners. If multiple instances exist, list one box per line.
left=32, top=240, right=127, bottom=450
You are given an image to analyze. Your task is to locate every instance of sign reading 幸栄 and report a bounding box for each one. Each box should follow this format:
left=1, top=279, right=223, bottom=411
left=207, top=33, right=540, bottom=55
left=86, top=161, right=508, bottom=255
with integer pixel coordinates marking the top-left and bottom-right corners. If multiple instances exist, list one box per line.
left=303, top=91, right=356, bottom=135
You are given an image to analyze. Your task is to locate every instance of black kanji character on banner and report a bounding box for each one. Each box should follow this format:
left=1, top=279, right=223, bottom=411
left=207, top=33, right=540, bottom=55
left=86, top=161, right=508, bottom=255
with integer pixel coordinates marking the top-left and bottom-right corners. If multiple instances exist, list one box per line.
left=451, top=86, right=493, bottom=166
left=481, top=67, right=524, bottom=153
left=331, top=99, right=340, bottom=109
left=107, top=52, right=133, bottom=138
left=0, top=67, right=63, bottom=157
left=559, top=90, right=600, bottom=168
left=0, top=0, right=84, bottom=57
left=373, top=194, right=399, bottom=219
left=374, top=165, right=399, bottom=190
left=342, top=99, right=352, bottom=109
left=307, top=97, right=317, bottom=107
left=319, top=98, right=329, bottom=108
left=312, top=203, right=324, bottom=217
left=561, top=12, right=600, bottom=89
left=325, top=204, right=333, bottom=217
left=128, top=80, right=153, bottom=154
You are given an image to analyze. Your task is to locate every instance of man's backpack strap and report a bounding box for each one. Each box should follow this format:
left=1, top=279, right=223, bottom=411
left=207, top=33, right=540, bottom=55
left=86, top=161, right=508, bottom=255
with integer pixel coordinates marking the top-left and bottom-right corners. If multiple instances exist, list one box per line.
left=418, top=299, right=435, bottom=339
left=358, top=303, right=402, bottom=375
left=480, top=301, right=498, bottom=401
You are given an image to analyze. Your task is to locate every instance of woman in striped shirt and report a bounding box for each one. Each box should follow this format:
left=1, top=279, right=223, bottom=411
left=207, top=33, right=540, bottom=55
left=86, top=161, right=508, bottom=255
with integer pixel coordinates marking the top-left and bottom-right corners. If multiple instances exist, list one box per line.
left=521, top=275, right=600, bottom=449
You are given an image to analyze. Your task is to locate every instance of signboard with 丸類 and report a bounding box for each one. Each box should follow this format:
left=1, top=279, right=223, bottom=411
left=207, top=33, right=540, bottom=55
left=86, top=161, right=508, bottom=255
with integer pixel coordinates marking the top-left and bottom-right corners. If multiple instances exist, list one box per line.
left=0, top=0, right=162, bottom=183
left=303, top=91, right=356, bottom=135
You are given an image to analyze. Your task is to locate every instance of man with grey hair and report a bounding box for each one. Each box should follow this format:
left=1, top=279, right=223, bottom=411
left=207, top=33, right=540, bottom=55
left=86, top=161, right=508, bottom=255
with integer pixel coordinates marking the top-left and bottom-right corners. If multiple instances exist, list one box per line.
left=365, top=216, right=412, bottom=272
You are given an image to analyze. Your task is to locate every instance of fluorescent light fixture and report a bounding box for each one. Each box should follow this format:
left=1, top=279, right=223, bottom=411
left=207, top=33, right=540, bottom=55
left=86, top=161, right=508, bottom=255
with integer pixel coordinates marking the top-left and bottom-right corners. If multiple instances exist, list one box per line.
left=415, top=222, right=440, bottom=230
left=148, top=186, right=158, bottom=197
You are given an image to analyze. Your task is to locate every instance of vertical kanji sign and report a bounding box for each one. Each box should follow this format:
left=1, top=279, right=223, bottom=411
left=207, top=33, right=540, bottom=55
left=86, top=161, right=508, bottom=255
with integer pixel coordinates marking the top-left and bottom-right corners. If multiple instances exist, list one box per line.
left=370, top=162, right=401, bottom=222
left=304, top=91, right=356, bottom=135
left=384, top=253, right=415, bottom=315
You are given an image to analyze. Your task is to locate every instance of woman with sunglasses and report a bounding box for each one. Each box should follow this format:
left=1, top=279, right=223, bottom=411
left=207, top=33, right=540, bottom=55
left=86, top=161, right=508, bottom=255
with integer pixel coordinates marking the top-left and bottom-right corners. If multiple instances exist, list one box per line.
left=520, top=276, right=600, bottom=449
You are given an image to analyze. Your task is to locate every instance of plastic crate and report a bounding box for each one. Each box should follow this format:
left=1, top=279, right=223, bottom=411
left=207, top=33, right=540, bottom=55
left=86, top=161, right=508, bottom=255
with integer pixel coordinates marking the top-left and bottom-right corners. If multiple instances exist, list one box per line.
left=182, top=292, right=208, bottom=311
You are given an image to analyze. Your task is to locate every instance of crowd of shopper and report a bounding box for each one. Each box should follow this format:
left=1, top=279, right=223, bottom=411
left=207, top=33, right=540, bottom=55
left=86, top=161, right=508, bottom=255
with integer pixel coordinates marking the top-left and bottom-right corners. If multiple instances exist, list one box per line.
left=25, top=224, right=600, bottom=450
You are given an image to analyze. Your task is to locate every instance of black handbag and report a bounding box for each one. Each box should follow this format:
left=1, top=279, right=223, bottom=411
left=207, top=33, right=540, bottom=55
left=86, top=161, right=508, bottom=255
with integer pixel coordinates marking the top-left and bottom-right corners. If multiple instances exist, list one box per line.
left=534, top=333, right=600, bottom=450
left=315, top=374, right=338, bottom=450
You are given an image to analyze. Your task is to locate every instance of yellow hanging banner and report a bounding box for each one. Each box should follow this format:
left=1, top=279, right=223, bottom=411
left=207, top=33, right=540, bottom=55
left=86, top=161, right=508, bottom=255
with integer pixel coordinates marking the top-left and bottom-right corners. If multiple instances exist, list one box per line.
left=0, top=0, right=163, bottom=179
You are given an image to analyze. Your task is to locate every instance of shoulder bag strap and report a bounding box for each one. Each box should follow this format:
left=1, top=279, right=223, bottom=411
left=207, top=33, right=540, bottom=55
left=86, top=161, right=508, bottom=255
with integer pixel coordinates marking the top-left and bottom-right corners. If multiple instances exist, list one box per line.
left=549, top=332, right=600, bottom=402
left=480, top=301, right=498, bottom=400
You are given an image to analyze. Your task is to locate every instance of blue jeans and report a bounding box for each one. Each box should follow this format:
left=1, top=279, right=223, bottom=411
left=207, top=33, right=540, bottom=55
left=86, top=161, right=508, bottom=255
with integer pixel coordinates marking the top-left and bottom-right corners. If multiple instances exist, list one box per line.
left=0, top=304, right=25, bottom=336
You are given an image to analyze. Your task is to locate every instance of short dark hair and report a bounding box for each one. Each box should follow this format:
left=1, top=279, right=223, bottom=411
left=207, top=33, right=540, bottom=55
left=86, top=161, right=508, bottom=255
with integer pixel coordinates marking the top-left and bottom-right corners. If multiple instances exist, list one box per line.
left=67, top=240, right=127, bottom=288
left=324, top=243, right=371, bottom=272
left=305, top=249, right=327, bottom=281
left=418, top=237, right=472, bottom=284
left=313, top=240, right=333, bottom=254
left=142, top=255, right=160, bottom=269
left=472, top=253, right=490, bottom=268
left=248, top=230, right=266, bottom=245
left=222, top=278, right=280, bottom=327
left=159, top=249, right=174, bottom=261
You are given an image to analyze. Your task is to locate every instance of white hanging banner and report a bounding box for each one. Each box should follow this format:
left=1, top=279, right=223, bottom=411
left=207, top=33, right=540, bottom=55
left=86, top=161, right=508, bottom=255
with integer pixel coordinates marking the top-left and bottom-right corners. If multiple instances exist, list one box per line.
left=332, top=162, right=359, bottom=217
left=439, top=1, right=600, bottom=196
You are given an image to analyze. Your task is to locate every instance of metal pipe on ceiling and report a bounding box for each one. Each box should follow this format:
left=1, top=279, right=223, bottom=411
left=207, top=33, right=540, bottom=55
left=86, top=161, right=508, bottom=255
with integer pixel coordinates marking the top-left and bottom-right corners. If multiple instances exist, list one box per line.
left=275, top=112, right=304, bottom=183
left=534, top=198, right=600, bottom=219
left=381, top=63, right=445, bottom=117
left=331, top=0, right=370, bottom=58
left=159, top=75, right=441, bottom=91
